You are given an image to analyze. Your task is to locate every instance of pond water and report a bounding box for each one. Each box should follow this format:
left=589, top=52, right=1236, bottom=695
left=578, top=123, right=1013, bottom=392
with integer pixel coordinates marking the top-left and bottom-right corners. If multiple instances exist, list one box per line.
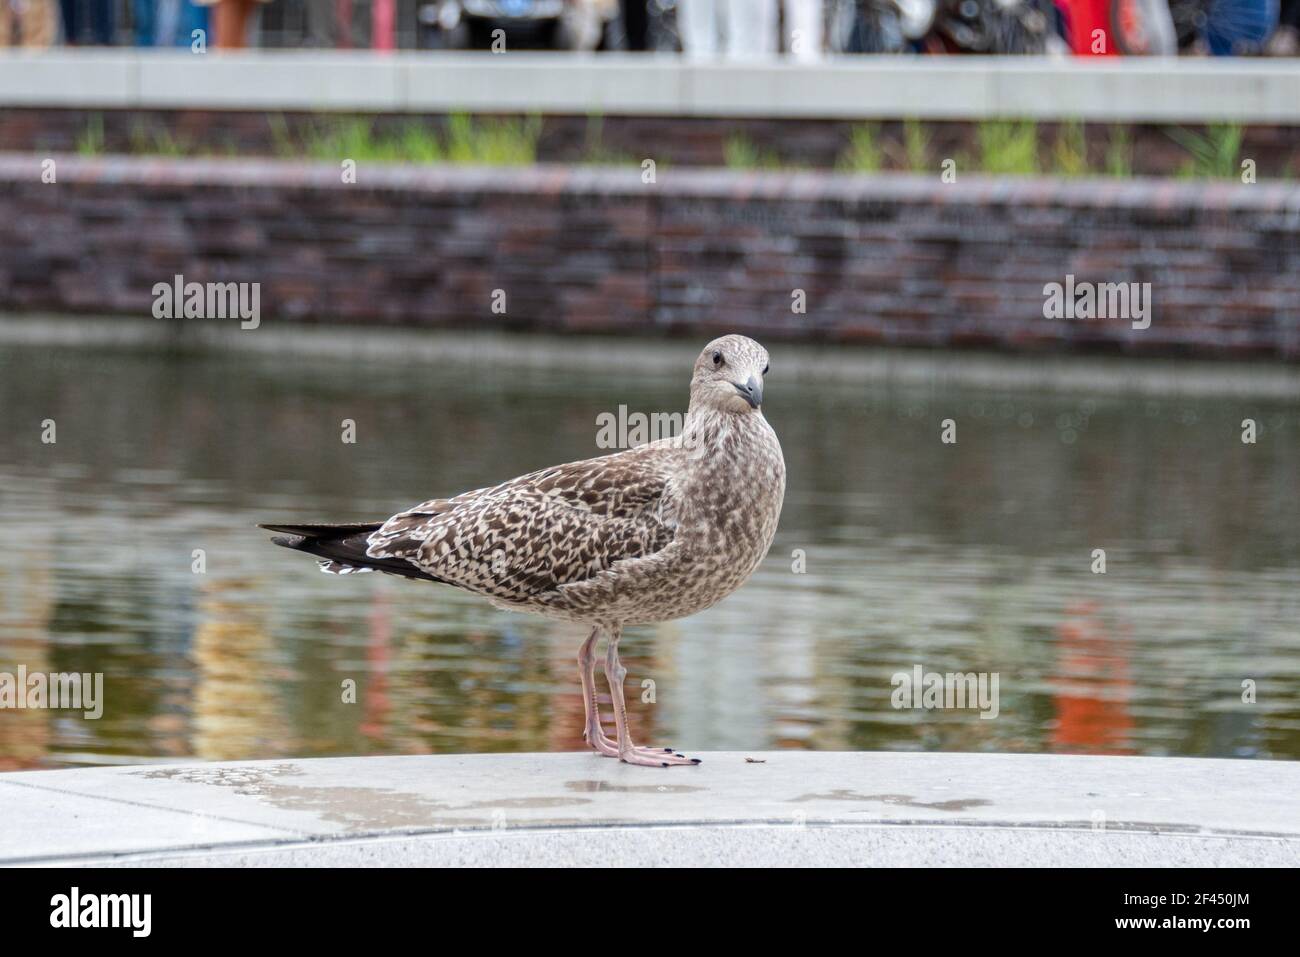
left=1, top=335, right=1298, bottom=769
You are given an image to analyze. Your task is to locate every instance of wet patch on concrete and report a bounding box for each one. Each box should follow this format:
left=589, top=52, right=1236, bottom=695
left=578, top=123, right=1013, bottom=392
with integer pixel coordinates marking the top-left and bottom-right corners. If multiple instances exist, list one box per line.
left=565, top=780, right=705, bottom=795
left=135, top=764, right=591, bottom=831
left=790, top=789, right=991, bottom=812
left=456, top=797, right=589, bottom=811
left=138, top=764, right=303, bottom=796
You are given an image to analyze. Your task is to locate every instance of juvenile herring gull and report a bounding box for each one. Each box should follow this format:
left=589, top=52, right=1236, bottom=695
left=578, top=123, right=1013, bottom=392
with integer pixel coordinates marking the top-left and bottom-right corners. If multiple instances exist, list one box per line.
left=260, top=334, right=785, bottom=767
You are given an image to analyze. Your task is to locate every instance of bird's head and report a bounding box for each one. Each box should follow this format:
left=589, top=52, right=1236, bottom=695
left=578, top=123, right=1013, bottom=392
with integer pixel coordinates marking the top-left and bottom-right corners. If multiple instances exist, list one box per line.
left=689, top=335, right=769, bottom=415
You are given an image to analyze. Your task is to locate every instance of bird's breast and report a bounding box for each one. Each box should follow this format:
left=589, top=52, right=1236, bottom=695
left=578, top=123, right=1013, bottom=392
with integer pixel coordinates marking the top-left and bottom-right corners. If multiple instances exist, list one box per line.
left=675, top=418, right=785, bottom=572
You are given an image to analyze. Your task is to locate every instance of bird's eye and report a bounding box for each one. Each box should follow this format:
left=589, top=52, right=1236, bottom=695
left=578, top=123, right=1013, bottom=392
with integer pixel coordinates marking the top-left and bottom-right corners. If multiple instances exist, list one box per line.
left=712, top=351, right=723, bottom=366
left=763, top=364, right=769, bottom=375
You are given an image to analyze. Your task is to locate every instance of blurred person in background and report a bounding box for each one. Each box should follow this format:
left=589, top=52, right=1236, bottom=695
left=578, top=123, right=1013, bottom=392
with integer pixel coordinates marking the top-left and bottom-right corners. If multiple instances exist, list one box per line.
left=156, top=0, right=209, bottom=44
left=417, top=0, right=615, bottom=50
left=305, top=0, right=331, bottom=45
left=134, top=0, right=157, bottom=42
left=620, top=0, right=648, bottom=47
left=59, top=0, right=114, bottom=43
left=307, top=0, right=399, bottom=49
left=1267, top=0, right=1298, bottom=51
left=373, top=0, right=393, bottom=47
left=1068, top=0, right=1280, bottom=55
left=784, top=0, right=823, bottom=57
left=1195, top=0, right=1278, bottom=53
left=200, top=0, right=269, bottom=46
left=0, top=0, right=58, bottom=45
left=307, top=0, right=369, bottom=47
left=1057, top=0, right=1112, bottom=52
left=1105, top=0, right=1178, bottom=53
left=679, top=0, right=777, bottom=55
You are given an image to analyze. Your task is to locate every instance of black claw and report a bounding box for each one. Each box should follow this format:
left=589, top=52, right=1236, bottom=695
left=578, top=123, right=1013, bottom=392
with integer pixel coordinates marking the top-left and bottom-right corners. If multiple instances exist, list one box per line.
left=661, top=762, right=669, bottom=767
left=690, top=758, right=702, bottom=764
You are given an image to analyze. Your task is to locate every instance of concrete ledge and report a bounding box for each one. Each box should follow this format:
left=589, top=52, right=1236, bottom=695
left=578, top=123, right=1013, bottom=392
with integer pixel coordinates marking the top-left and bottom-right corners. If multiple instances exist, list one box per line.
left=2, top=752, right=1297, bottom=867
left=0, top=51, right=1298, bottom=123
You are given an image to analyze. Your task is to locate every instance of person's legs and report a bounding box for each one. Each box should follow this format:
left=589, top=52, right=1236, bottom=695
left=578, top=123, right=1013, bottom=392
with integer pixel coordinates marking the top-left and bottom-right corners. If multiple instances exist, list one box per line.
left=335, top=0, right=351, bottom=45
left=28, top=0, right=61, bottom=45
left=725, top=0, right=777, bottom=56
left=89, top=0, right=112, bottom=43
left=350, top=0, right=370, bottom=47
left=59, top=0, right=78, bottom=42
left=214, top=0, right=252, bottom=47
left=304, top=0, right=334, bottom=46
left=678, top=0, right=720, bottom=55
left=214, top=0, right=234, bottom=46
left=1266, top=0, right=1299, bottom=54
left=371, top=0, right=392, bottom=49
left=182, top=0, right=208, bottom=46
left=133, top=0, right=156, bottom=44
left=620, top=0, right=648, bottom=49
left=783, top=0, right=822, bottom=58
left=245, top=0, right=262, bottom=46
left=154, top=0, right=178, bottom=44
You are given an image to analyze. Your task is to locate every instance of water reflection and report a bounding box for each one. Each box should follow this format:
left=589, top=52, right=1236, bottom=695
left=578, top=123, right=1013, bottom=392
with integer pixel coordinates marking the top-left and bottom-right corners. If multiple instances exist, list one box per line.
left=0, top=340, right=1297, bottom=768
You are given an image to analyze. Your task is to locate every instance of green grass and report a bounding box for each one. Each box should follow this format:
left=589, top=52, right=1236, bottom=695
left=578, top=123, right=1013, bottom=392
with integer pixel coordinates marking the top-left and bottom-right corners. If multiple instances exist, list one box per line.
left=75, top=114, right=104, bottom=156
left=128, top=123, right=193, bottom=158
left=294, top=114, right=540, bottom=166
left=576, top=115, right=635, bottom=166
left=1167, top=124, right=1244, bottom=179
left=75, top=111, right=541, bottom=166
left=65, top=113, right=1264, bottom=182
left=267, top=113, right=295, bottom=158
left=1104, top=125, right=1133, bottom=178
left=1051, top=120, right=1088, bottom=177
left=838, top=123, right=884, bottom=172
left=974, top=120, right=1040, bottom=175
left=441, top=113, right=541, bottom=165
left=903, top=118, right=930, bottom=173
left=723, top=135, right=785, bottom=170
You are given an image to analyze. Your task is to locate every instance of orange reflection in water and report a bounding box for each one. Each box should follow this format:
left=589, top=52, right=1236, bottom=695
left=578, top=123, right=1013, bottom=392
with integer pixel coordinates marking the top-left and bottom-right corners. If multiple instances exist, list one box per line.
left=0, top=539, right=55, bottom=770
left=359, top=591, right=391, bottom=743
left=192, top=579, right=289, bottom=761
left=1050, top=600, right=1135, bottom=755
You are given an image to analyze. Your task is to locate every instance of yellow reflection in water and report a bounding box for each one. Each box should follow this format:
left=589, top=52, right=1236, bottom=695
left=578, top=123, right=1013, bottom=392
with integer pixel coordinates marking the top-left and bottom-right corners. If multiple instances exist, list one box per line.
left=192, top=578, right=289, bottom=761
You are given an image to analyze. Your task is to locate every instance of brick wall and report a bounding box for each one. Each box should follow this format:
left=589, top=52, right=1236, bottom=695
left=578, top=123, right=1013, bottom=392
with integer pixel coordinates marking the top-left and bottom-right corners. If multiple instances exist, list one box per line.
left=1, top=155, right=1297, bottom=359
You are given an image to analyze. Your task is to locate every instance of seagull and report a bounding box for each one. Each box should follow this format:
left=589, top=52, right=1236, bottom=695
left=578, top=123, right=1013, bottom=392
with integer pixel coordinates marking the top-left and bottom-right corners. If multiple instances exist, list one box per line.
left=260, top=335, right=785, bottom=767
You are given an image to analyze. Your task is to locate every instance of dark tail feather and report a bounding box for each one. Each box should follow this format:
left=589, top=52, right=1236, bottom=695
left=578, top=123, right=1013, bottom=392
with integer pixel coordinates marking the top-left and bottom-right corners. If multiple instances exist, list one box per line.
left=258, top=522, right=383, bottom=538
left=258, top=522, right=444, bottom=583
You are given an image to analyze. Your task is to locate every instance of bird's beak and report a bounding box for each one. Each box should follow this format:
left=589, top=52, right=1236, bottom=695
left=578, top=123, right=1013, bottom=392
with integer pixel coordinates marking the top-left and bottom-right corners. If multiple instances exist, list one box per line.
left=733, top=376, right=762, bottom=409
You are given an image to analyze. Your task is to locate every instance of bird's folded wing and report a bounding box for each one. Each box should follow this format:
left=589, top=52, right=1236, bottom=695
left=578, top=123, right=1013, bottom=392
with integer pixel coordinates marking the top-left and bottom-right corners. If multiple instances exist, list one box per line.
left=365, top=442, right=681, bottom=602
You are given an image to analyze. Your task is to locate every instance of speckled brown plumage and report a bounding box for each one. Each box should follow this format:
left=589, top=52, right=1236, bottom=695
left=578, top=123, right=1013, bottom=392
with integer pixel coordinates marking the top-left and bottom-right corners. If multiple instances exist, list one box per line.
left=261, top=334, right=785, bottom=766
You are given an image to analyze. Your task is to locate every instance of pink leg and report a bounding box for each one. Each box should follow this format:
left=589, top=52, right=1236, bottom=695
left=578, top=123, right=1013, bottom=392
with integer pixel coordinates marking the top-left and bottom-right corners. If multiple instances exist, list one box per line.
left=603, top=626, right=700, bottom=768
left=578, top=626, right=618, bottom=756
